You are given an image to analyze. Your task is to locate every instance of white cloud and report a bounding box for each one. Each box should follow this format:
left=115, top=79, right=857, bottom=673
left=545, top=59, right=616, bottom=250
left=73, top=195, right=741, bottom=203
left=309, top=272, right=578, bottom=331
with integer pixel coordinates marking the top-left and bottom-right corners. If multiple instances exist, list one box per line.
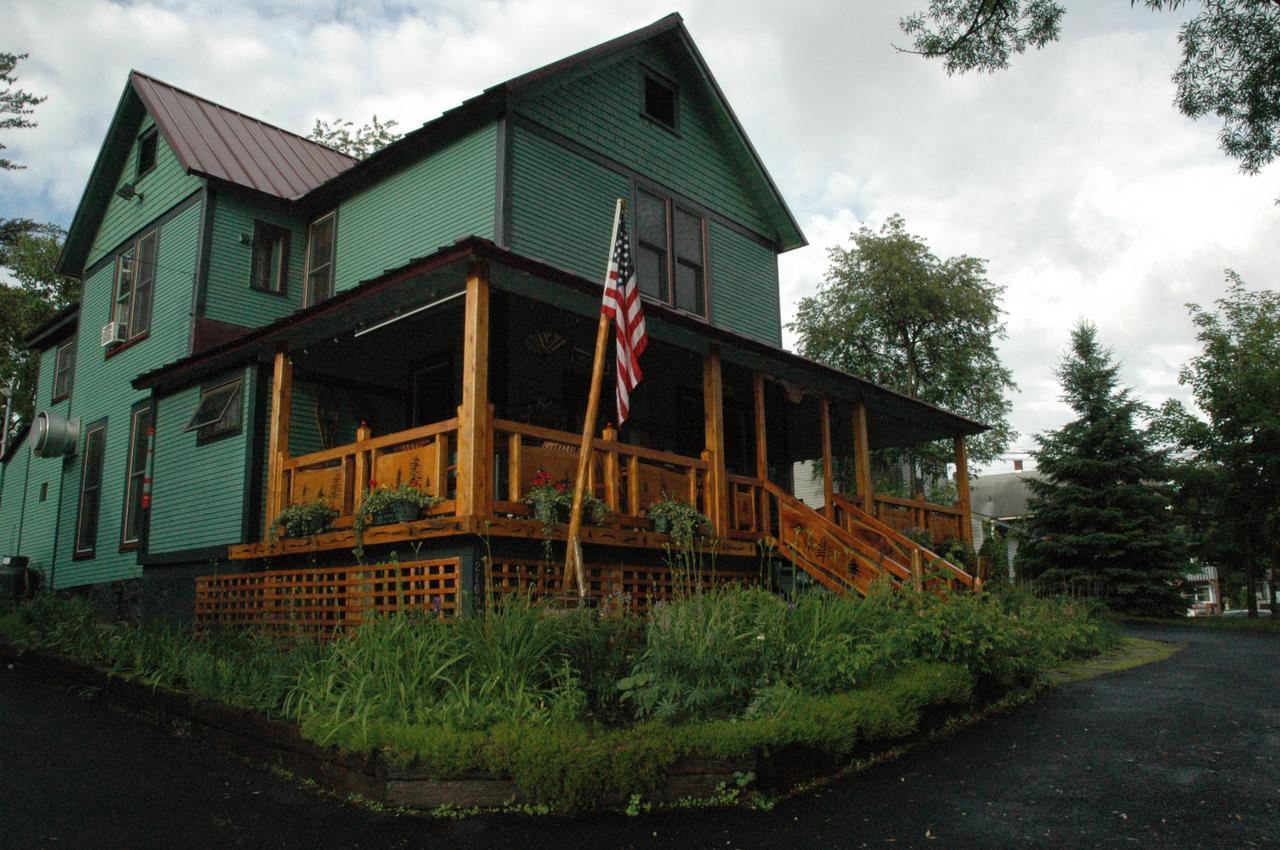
left=3, top=0, right=1278, bottom=476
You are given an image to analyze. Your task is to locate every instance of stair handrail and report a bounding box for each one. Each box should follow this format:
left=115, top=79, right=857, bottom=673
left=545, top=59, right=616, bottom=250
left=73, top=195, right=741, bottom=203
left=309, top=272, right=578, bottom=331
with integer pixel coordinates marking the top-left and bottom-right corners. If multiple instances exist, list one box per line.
left=831, top=493, right=976, bottom=589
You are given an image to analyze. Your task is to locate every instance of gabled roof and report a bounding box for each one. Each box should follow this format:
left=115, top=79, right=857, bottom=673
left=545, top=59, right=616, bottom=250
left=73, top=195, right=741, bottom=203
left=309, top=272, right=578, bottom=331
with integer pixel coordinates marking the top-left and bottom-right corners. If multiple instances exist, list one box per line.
left=57, top=74, right=356, bottom=276
left=306, top=13, right=806, bottom=251
left=130, top=72, right=356, bottom=200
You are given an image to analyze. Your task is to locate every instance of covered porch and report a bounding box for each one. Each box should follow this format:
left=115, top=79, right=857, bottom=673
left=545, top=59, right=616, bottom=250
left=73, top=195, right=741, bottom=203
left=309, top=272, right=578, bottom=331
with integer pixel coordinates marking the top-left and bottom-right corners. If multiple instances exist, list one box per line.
left=138, top=239, right=983, bottom=595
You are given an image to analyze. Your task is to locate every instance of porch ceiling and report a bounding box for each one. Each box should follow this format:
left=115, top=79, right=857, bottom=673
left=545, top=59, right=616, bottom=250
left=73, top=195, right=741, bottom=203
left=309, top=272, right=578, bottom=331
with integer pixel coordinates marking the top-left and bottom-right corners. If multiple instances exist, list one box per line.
left=134, top=237, right=987, bottom=450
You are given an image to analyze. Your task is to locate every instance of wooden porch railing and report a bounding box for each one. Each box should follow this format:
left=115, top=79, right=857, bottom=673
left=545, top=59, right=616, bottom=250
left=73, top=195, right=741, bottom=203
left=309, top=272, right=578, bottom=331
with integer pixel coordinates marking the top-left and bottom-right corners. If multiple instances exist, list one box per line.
left=278, top=418, right=458, bottom=530
left=867, top=492, right=966, bottom=547
left=491, top=418, right=709, bottom=527
left=832, top=493, right=976, bottom=592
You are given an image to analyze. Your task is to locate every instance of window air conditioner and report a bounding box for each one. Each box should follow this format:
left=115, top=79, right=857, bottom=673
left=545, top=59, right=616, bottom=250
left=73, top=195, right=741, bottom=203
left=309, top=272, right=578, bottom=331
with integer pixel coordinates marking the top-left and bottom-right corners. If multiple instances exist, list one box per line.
left=100, top=321, right=126, bottom=347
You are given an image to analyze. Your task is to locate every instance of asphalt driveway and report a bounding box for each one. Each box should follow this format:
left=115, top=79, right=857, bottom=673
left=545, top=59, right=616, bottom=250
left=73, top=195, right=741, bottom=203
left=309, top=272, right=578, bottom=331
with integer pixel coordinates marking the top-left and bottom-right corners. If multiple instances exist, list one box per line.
left=1, top=624, right=1275, bottom=849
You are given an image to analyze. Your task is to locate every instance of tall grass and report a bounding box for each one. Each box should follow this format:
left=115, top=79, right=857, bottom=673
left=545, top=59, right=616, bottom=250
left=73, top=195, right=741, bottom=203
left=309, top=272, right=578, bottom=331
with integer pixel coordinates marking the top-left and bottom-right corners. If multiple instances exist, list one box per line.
left=0, top=581, right=1115, bottom=740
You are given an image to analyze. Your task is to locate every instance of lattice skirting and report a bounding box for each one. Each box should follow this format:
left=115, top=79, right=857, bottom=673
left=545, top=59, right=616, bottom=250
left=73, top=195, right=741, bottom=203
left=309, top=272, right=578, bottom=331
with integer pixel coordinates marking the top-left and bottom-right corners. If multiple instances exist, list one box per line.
left=195, top=559, right=459, bottom=636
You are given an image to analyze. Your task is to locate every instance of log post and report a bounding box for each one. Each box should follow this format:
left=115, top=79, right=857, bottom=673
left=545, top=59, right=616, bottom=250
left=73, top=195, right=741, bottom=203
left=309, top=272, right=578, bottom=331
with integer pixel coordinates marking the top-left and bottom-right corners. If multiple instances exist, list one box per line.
left=702, top=350, right=728, bottom=537
left=456, top=261, right=491, bottom=518
left=820, top=397, right=834, bottom=520
left=852, top=399, right=873, bottom=515
left=264, top=351, right=293, bottom=535
left=753, top=373, right=770, bottom=535
left=602, top=424, right=621, bottom=512
left=353, top=420, right=372, bottom=516
left=954, top=435, right=973, bottom=547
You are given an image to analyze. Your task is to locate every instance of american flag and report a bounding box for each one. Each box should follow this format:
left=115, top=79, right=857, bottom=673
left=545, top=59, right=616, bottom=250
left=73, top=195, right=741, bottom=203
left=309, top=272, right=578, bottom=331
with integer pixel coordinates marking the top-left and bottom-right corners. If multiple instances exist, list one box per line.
left=601, top=209, right=647, bottom=424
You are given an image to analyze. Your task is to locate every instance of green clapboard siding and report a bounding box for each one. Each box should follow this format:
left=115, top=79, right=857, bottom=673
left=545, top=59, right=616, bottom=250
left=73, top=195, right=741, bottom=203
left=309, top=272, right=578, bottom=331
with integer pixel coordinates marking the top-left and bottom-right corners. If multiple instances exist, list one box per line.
left=333, top=123, right=497, bottom=291
left=86, top=114, right=203, bottom=270
left=0, top=435, right=32, bottom=556
left=203, top=192, right=307, bottom=328
left=148, top=368, right=251, bottom=553
left=509, top=126, right=630, bottom=283
left=709, top=221, right=782, bottom=347
left=515, top=42, right=770, bottom=236
left=55, top=201, right=201, bottom=588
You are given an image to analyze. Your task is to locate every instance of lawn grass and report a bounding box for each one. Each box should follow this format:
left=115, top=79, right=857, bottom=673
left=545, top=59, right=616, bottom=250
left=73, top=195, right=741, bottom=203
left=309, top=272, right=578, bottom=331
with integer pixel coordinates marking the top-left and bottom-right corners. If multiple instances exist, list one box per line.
left=1121, top=614, right=1280, bottom=633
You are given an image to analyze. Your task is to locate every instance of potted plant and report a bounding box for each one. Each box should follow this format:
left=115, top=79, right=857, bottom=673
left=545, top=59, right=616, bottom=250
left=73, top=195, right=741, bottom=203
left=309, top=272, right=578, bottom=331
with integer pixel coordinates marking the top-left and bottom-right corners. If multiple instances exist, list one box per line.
left=646, top=496, right=712, bottom=546
left=358, top=480, right=436, bottom=527
left=273, top=497, right=338, bottom=539
left=523, top=469, right=608, bottom=538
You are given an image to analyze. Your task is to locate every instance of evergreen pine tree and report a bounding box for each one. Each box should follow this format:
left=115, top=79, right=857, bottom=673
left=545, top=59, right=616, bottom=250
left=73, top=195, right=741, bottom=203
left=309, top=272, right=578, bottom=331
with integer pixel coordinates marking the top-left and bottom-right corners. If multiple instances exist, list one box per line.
left=1019, top=323, right=1187, bottom=615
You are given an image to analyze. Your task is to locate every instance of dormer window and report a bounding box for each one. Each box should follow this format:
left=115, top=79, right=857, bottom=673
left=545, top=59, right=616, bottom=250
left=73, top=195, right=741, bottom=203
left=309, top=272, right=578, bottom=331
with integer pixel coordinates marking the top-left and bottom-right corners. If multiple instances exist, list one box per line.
left=136, top=128, right=158, bottom=178
left=642, top=72, right=677, bottom=131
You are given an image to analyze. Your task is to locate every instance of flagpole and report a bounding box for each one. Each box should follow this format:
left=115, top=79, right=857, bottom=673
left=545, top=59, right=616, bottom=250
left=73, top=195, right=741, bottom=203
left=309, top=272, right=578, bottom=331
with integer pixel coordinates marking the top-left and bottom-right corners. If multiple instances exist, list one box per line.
left=563, top=197, right=626, bottom=598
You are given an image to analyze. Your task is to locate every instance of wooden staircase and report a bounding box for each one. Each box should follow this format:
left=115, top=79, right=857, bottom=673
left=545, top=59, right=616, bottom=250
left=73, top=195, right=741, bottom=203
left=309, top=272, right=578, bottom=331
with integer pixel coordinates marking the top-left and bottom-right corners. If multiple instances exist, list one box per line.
left=760, top=482, right=978, bottom=596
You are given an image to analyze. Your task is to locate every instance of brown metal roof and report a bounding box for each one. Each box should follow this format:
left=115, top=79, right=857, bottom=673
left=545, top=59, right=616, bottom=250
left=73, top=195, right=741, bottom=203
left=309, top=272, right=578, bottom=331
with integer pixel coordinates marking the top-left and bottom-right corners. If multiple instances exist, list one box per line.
left=130, top=71, right=356, bottom=200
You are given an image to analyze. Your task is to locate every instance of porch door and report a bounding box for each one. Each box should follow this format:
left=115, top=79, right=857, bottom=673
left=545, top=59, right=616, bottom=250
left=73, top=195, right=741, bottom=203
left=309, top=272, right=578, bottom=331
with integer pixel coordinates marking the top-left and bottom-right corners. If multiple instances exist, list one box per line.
left=409, top=353, right=455, bottom=427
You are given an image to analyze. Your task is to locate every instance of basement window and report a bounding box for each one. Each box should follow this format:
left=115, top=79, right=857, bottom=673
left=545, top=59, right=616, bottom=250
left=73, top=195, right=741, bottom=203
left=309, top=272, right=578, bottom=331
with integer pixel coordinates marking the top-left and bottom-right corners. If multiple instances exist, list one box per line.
left=185, top=377, right=243, bottom=443
left=642, top=72, right=678, bottom=131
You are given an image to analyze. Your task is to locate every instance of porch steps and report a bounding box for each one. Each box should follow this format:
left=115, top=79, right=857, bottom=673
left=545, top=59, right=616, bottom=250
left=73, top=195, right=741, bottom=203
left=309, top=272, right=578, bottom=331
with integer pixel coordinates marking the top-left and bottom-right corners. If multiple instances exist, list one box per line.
left=763, top=484, right=977, bottom=596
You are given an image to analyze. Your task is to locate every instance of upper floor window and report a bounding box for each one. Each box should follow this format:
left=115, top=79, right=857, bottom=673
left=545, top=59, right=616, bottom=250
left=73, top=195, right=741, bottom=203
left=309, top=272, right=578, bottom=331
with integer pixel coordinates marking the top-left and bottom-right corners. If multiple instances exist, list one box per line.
left=110, top=229, right=157, bottom=346
left=137, top=128, right=158, bottom=178
left=52, top=340, right=75, bottom=402
left=304, top=211, right=336, bottom=307
left=635, top=188, right=706, bottom=317
left=642, top=72, right=678, bottom=131
left=251, top=221, right=290, bottom=295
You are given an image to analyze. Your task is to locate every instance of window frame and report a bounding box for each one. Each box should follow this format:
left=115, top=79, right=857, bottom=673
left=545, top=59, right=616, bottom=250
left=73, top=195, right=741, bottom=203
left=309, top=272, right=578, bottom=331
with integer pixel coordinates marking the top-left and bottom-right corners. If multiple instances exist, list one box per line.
left=185, top=376, right=244, bottom=445
left=108, top=227, right=158, bottom=353
left=632, top=185, right=709, bottom=320
left=303, top=211, right=337, bottom=308
left=120, top=400, right=154, bottom=550
left=136, top=127, right=158, bottom=179
left=640, top=69, right=679, bottom=133
left=250, top=220, right=291, bottom=295
left=74, top=419, right=108, bottom=559
left=52, top=339, right=75, bottom=402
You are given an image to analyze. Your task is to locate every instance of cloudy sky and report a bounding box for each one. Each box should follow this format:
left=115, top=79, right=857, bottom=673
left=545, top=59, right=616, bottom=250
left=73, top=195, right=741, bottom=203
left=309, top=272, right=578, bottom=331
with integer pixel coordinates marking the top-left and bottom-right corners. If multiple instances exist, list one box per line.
left=4, top=0, right=1278, bottom=471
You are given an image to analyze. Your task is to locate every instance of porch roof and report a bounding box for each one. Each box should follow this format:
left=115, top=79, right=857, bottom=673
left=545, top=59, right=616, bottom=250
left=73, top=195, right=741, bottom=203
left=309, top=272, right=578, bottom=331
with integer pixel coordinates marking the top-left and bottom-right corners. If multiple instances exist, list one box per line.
left=133, top=237, right=987, bottom=449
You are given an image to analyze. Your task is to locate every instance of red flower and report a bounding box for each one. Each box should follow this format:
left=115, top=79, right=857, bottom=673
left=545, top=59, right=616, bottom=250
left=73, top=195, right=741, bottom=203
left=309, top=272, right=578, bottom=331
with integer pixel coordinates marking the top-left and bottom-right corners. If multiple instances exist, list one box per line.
left=368, top=479, right=378, bottom=489
left=554, top=482, right=567, bottom=493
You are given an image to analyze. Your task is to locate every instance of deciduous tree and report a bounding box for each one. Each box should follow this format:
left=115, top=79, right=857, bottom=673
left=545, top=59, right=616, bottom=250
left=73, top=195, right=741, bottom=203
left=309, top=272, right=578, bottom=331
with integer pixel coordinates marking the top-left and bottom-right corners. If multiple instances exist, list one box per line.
left=1, top=52, right=45, bottom=171
left=789, top=214, right=1015, bottom=482
left=900, top=1, right=1280, bottom=177
left=307, top=115, right=401, bottom=159
left=1019, top=322, right=1187, bottom=615
left=1160, top=274, right=1280, bottom=616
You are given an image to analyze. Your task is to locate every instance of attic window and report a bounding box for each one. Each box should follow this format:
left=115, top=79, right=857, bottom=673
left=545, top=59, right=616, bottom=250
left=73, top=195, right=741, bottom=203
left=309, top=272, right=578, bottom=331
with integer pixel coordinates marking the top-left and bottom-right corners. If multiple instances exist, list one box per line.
left=643, top=73, right=677, bottom=131
left=137, top=128, right=158, bottom=178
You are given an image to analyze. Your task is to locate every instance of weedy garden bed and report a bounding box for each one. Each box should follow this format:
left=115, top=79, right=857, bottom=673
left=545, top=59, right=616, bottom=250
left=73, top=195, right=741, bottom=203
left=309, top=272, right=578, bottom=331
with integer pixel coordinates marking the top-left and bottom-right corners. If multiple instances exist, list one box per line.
left=0, top=585, right=1116, bottom=813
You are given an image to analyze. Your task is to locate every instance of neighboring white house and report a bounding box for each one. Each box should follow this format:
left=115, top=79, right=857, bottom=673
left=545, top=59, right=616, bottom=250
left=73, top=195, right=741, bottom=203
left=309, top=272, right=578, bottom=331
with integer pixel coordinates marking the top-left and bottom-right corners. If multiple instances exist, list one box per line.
left=969, top=469, right=1043, bottom=579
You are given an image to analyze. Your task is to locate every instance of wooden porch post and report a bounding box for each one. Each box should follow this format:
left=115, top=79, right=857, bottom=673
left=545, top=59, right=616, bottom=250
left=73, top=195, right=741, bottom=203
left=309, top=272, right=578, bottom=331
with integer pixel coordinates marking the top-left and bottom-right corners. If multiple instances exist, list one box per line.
left=265, top=351, right=293, bottom=534
left=852, top=399, right=873, bottom=515
left=456, top=261, right=491, bottom=518
left=954, top=435, right=973, bottom=547
left=753, top=373, right=770, bottom=534
left=819, top=397, right=834, bottom=520
left=703, top=350, right=728, bottom=537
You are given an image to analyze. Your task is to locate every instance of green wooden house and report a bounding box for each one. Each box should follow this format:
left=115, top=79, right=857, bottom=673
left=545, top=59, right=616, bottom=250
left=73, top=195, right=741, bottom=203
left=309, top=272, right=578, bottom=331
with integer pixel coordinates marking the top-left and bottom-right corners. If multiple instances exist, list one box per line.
left=1, top=15, right=984, bottom=624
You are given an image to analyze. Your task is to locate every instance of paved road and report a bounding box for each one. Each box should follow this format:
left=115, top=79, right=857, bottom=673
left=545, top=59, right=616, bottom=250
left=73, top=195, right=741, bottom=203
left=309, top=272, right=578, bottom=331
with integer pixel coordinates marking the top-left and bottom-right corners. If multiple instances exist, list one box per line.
left=2, top=624, right=1275, bottom=849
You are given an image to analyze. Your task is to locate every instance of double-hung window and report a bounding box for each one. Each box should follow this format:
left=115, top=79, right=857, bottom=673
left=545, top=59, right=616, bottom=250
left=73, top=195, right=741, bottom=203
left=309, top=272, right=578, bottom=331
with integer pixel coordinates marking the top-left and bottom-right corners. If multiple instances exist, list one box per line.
left=75, top=421, right=107, bottom=558
left=251, top=221, right=290, bottom=294
left=122, top=402, right=153, bottom=548
left=52, top=340, right=75, bottom=402
left=303, top=211, right=336, bottom=307
left=635, top=188, right=707, bottom=317
left=111, top=229, right=157, bottom=345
